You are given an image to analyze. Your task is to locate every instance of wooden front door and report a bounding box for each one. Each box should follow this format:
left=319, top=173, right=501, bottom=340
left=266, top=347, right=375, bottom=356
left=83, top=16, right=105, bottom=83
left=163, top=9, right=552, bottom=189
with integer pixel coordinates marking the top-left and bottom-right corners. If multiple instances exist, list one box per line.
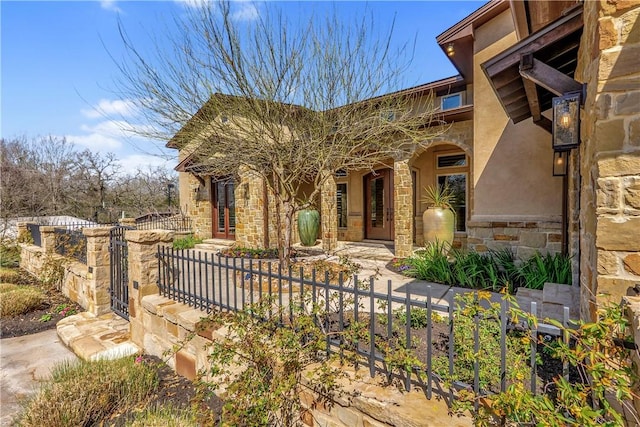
left=211, top=178, right=236, bottom=239
left=364, top=169, right=394, bottom=240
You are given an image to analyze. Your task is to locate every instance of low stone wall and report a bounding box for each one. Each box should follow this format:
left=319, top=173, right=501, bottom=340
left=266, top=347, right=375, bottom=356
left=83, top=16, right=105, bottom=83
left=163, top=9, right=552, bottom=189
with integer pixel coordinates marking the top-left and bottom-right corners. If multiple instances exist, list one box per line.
left=137, top=294, right=471, bottom=427
left=466, top=219, right=562, bottom=259
left=18, top=224, right=113, bottom=316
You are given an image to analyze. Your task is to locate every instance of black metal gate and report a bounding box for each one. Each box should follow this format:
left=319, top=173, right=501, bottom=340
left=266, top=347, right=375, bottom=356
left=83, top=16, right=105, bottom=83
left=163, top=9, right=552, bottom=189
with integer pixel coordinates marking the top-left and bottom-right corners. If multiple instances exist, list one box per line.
left=110, top=226, right=133, bottom=320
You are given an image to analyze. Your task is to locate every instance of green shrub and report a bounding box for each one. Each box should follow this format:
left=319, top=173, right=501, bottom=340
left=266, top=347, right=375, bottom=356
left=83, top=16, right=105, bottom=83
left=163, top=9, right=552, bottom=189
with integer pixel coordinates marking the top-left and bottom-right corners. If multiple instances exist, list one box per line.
left=220, top=246, right=279, bottom=259
left=518, top=251, right=572, bottom=290
left=434, top=292, right=531, bottom=393
left=172, top=235, right=204, bottom=250
left=405, top=246, right=571, bottom=292
left=0, top=287, right=46, bottom=317
left=17, top=357, right=158, bottom=427
left=0, top=267, right=22, bottom=284
left=0, top=242, right=21, bottom=268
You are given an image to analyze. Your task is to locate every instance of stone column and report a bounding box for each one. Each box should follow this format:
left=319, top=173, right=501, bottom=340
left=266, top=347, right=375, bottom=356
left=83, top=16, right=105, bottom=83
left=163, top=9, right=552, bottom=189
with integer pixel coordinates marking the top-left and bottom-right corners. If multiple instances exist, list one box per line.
left=40, top=226, right=56, bottom=252
left=235, top=168, right=267, bottom=248
left=320, top=172, right=338, bottom=251
left=119, top=218, right=137, bottom=228
left=83, top=227, right=113, bottom=315
left=575, top=0, right=640, bottom=321
left=393, top=159, right=414, bottom=258
left=126, top=230, right=174, bottom=347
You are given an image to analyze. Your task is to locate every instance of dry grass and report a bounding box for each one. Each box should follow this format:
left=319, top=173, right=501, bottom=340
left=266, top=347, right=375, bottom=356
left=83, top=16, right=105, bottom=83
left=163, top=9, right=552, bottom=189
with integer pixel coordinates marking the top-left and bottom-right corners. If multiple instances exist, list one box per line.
left=0, top=287, right=46, bottom=317
left=0, top=283, right=19, bottom=293
left=16, top=357, right=159, bottom=427
left=0, top=267, right=22, bottom=284
left=126, top=406, right=200, bottom=427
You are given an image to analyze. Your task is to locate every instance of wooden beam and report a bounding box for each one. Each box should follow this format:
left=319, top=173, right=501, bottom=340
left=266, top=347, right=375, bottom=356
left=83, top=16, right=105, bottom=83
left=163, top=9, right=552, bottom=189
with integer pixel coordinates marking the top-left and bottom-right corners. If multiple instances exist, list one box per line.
left=482, top=6, right=583, bottom=77
left=533, top=117, right=553, bottom=134
left=522, top=77, right=542, bottom=121
left=519, top=56, right=582, bottom=96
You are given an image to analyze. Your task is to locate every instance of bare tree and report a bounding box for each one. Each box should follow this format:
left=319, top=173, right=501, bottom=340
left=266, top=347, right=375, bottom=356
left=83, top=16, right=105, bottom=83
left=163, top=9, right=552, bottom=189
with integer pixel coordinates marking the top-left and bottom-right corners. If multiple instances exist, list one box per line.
left=114, top=1, right=448, bottom=262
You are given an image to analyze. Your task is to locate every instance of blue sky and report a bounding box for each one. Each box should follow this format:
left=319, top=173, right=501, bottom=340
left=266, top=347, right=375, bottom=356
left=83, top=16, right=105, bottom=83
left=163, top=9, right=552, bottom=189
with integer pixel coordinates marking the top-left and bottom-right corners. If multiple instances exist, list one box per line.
left=1, top=1, right=484, bottom=174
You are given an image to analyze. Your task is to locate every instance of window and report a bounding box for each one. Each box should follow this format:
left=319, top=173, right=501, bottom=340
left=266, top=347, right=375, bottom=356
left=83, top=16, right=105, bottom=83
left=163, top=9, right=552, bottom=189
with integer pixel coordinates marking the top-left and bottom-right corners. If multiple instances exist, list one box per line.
left=337, top=183, right=347, bottom=228
left=437, top=174, right=466, bottom=232
left=437, top=153, right=467, bottom=168
left=441, top=93, right=462, bottom=110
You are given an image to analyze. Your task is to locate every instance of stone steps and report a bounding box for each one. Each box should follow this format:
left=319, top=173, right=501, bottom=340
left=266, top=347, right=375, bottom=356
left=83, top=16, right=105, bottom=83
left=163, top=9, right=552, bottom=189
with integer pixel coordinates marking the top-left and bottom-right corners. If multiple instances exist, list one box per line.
left=195, top=238, right=235, bottom=252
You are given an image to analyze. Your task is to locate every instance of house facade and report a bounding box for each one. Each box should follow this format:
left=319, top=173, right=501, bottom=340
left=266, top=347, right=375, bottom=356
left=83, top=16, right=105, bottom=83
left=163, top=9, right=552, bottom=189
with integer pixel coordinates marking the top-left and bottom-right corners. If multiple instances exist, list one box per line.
left=170, top=0, right=640, bottom=320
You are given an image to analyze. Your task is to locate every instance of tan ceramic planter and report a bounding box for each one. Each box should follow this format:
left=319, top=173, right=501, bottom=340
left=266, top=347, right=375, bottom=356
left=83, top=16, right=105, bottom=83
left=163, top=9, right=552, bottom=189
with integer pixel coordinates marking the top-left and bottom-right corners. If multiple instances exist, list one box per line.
left=422, top=207, right=455, bottom=247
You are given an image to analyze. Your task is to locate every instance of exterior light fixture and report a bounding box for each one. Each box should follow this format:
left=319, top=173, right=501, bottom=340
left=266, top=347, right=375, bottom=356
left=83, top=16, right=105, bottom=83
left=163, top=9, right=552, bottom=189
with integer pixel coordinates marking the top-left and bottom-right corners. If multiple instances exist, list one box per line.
left=446, top=43, right=455, bottom=57
left=552, top=150, right=569, bottom=176
left=552, top=92, right=581, bottom=150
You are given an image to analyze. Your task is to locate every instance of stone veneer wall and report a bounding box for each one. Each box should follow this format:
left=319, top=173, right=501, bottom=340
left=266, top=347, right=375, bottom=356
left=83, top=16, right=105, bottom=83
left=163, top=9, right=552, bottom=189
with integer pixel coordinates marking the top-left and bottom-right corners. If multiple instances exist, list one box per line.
left=184, top=174, right=212, bottom=238
left=18, top=225, right=113, bottom=316
left=575, top=0, right=640, bottom=320
left=234, top=169, right=267, bottom=248
left=137, top=295, right=469, bottom=427
left=466, top=220, right=563, bottom=259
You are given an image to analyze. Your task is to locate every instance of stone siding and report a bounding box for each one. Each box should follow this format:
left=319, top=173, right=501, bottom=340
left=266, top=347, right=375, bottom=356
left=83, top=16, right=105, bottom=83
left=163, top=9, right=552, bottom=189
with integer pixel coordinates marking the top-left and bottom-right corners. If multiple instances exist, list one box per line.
left=466, top=220, right=562, bottom=259
left=576, top=0, right=640, bottom=320
left=184, top=174, right=212, bottom=238
left=18, top=225, right=113, bottom=316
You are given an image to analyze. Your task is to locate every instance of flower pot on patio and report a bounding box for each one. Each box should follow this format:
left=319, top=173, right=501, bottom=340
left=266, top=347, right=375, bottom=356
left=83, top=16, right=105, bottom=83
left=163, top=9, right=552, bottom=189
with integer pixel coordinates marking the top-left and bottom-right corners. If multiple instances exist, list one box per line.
left=421, top=185, right=455, bottom=248
left=422, top=207, right=455, bottom=247
left=297, top=209, right=319, bottom=246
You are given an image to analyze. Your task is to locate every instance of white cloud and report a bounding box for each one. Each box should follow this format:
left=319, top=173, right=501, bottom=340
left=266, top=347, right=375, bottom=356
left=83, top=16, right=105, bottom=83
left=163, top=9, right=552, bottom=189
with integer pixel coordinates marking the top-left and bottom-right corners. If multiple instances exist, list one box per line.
left=100, top=0, right=122, bottom=13
left=82, top=99, right=137, bottom=119
left=117, top=154, right=173, bottom=174
left=231, top=2, right=259, bottom=22
left=66, top=132, right=123, bottom=151
left=174, top=0, right=210, bottom=9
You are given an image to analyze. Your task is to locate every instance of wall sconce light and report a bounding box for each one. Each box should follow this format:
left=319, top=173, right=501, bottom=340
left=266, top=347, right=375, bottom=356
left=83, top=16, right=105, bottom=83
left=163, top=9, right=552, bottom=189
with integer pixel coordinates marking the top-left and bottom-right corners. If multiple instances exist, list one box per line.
left=552, top=150, right=569, bottom=176
left=552, top=92, right=581, bottom=150
left=446, top=43, right=455, bottom=57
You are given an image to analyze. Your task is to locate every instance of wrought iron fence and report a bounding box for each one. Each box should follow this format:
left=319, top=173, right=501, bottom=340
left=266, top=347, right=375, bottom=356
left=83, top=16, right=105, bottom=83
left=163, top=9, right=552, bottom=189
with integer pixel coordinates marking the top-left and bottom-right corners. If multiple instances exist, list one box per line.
left=136, top=215, right=193, bottom=233
left=156, top=246, right=572, bottom=405
left=26, top=223, right=42, bottom=247
left=54, top=227, right=87, bottom=264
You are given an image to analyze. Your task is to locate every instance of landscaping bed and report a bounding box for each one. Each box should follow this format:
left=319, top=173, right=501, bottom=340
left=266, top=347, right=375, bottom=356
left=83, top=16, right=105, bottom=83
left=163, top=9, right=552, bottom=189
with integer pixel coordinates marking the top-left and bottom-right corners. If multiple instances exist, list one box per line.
left=0, top=267, right=82, bottom=338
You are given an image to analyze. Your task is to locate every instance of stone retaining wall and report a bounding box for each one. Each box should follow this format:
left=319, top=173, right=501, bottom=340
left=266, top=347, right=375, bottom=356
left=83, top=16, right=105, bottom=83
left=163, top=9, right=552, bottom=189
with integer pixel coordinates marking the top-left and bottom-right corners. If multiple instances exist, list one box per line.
left=18, top=224, right=112, bottom=316
left=137, top=294, right=470, bottom=427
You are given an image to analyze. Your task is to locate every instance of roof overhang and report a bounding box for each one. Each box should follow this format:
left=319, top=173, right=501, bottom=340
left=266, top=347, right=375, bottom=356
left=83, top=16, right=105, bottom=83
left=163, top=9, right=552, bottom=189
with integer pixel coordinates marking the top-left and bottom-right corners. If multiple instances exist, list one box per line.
left=481, top=4, right=584, bottom=128
left=436, top=0, right=510, bottom=83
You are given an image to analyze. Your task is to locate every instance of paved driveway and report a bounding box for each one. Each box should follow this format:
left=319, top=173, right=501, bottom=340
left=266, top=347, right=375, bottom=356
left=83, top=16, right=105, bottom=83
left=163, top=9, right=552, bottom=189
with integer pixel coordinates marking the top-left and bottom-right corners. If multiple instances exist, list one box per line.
left=0, top=329, right=77, bottom=426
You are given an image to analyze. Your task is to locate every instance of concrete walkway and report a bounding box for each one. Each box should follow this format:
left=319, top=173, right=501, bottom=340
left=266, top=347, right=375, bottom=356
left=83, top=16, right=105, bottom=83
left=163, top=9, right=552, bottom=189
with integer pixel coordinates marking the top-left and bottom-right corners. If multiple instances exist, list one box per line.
left=0, top=329, right=77, bottom=426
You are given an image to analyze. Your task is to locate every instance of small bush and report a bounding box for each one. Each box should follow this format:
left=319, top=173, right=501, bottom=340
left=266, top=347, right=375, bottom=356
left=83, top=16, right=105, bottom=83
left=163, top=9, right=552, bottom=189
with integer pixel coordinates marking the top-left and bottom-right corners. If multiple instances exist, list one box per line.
left=17, top=357, right=158, bottom=427
left=173, top=235, right=204, bottom=250
left=0, top=287, right=46, bottom=317
left=0, top=242, right=21, bottom=268
left=220, top=246, right=279, bottom=259
left=0, top=267, right=22, bottom=284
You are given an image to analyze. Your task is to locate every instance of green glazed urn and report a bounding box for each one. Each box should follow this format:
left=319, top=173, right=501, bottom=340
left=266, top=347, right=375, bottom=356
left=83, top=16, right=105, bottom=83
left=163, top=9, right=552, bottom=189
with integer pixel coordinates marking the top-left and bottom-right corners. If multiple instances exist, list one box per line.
left=297, top=209, right=320, bottom=246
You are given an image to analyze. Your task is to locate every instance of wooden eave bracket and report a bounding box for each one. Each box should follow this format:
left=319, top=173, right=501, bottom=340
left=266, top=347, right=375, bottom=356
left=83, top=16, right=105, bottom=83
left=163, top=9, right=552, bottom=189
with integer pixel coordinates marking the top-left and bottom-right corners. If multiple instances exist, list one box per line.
left=519, top=53, right=584, bottom=134
left=519, top=54, right=583, bottom=97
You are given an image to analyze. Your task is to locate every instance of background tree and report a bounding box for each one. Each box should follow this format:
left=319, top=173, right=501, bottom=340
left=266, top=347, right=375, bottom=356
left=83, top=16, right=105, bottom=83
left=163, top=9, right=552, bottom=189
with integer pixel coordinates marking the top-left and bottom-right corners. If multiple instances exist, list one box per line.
left=0, top=136, right=177, bottom=229
left=114, top=1, right=448, bottom=262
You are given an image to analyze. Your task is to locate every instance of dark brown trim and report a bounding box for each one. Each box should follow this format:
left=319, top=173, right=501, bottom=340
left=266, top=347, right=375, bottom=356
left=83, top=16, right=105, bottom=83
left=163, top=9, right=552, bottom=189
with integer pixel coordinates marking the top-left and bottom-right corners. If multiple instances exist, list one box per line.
left=482, top=6, right=583, bottom=77
left=519, top=56, right=583, bottom=97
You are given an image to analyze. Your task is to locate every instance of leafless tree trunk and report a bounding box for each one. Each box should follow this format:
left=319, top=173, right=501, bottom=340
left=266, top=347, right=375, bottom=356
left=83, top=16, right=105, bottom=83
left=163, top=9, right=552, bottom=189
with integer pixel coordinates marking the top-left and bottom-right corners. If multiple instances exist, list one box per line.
left=112, top=0, right=449, bottom=265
